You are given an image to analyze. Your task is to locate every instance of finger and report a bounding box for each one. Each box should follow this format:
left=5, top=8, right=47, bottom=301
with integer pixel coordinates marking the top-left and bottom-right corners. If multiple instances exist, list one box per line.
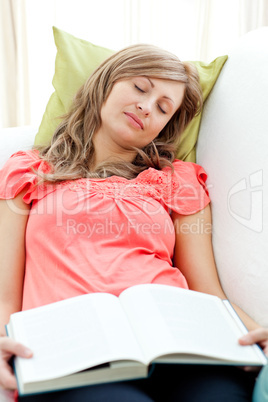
left=0, top=362, right=18, bottom=390
left=259, top=341, right=268, bottom=356
left=242, top=366, right=262, bottom=373
left=239, top=328, right=268, bottom=345
left=0, top=337, right=32, bottom=358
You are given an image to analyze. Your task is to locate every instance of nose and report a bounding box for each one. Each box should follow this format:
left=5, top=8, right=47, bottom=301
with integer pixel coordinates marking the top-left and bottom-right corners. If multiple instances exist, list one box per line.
left=137, top=102, right=151, bottom=116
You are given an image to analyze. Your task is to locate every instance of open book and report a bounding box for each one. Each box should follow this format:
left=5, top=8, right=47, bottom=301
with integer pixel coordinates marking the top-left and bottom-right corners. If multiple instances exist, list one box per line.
left=6, top=284, right=267, bottom=396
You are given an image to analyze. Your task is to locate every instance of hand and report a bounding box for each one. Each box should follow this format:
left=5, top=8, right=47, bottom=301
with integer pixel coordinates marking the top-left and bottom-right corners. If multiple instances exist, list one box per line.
left=0, top=336, right=33, bottom=390
left=239, top=327, right=268, bottom=356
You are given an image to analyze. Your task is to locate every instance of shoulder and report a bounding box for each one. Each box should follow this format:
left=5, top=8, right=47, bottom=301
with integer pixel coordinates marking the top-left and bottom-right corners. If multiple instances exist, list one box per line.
left=0, top=150, right=51, bottom=203
left=7, top=149, right=40, bottom=164
left=171, top=159, right=207, bottom=174
left=3, top=149, right=50, bottom=173
left=159, top=160, right=210, bottom=215
left=171, top=159, right=208, bottom=181
left=137, top=160, right=208, bottom=185
left=157, top=159, right=208, bottom=186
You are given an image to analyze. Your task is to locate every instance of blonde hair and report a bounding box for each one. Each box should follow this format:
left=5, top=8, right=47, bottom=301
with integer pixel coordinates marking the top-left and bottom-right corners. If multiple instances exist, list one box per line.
left=36, top=44, right=202, bottom=181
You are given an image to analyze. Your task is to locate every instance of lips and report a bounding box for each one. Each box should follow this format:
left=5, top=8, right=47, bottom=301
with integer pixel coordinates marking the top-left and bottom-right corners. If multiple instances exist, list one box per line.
left=124, top=112, right=144, bottom=129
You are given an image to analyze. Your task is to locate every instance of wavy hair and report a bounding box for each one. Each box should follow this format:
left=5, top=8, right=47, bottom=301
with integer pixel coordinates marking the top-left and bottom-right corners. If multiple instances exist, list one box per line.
left=36, top=44, right=203, bottom=181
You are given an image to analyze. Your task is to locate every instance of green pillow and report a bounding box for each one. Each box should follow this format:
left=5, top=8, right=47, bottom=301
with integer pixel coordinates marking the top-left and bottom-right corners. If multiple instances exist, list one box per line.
left=179, top=56, right=227, bottom=161
left=35, top=27, right=114, bottom=147
left=34, top=27, right=227, bottom=162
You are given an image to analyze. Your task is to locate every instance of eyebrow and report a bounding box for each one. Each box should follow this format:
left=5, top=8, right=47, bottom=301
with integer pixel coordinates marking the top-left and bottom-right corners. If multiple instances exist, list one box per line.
left=146, top=77, right=175, bottom=105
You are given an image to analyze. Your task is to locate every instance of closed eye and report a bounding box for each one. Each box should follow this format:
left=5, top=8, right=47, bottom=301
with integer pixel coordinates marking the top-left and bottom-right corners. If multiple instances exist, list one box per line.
left=158, top=105, right=167, bottom=114
left=135, top=85, right=145, bottom=93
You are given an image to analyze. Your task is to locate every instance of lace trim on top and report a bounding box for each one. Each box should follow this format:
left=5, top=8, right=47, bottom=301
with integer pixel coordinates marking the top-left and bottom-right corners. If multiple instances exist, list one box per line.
left=57, top=168, right=173, bottom=201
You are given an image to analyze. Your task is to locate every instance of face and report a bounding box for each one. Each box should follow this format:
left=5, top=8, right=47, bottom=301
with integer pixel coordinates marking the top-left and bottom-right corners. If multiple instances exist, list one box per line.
left=94, top=76, right=185, bottom=161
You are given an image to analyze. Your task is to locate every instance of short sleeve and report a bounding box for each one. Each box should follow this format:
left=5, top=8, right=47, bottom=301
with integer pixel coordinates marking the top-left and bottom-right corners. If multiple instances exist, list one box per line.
left=0, top=150, right=52, bottom=204
left=162, top=160, right=210, bottom=215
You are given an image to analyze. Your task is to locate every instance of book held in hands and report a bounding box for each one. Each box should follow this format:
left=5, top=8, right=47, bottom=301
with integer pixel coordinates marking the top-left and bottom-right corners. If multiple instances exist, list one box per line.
left=6, top=284, right=267, bottom=396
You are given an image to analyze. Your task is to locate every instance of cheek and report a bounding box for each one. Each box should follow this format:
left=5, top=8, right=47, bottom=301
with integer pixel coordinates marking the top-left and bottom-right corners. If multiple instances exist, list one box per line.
left=154, top=117, right=170, bottom=134
left=148, top=123, right=165, bottom=140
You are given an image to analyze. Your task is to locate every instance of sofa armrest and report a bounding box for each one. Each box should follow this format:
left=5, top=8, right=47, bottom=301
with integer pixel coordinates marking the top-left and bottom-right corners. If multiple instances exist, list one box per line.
left=0, top=126, right=37, bottom=168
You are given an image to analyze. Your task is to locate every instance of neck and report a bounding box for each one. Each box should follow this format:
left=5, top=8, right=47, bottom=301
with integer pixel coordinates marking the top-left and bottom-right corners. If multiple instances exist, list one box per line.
left=92, top=133, right=137, bottom=170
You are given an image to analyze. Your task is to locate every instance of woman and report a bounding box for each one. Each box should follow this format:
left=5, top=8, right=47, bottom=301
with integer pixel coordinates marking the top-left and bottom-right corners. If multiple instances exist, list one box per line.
left=0, top=44, right=266, bottom=401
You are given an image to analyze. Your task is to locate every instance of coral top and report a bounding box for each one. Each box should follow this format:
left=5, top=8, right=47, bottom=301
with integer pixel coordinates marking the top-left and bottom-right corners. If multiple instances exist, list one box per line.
left=0, top=151, right=210, bottom=310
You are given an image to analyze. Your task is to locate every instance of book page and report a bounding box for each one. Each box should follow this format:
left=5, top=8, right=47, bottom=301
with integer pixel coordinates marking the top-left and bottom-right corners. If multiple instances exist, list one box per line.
left=120, top=284, right=265, bottom=365
left=9, top=293, right=146, bottom=384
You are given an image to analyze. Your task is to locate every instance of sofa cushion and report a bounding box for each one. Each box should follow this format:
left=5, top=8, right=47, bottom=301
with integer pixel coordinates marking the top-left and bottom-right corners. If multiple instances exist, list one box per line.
left=197, top=27, right=268, bottom=327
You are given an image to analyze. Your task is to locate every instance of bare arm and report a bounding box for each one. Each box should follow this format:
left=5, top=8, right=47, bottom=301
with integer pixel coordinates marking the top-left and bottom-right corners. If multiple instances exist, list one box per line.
left=0, top=192, right=30, bottom=332
left=0, top=192, right=33, bottom=389
left=172, top=204, right=259, bottom=331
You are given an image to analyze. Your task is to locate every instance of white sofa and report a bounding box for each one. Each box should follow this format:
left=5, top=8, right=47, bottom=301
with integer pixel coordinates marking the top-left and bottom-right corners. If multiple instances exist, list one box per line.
left=0, top=27, right=268, bottom=402
left=197, top=27, right=268, bottom=330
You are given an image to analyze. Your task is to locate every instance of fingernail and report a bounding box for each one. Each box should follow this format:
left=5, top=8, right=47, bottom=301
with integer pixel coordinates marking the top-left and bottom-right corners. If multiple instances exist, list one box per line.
left=23, top=347, right=32, bottom=357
